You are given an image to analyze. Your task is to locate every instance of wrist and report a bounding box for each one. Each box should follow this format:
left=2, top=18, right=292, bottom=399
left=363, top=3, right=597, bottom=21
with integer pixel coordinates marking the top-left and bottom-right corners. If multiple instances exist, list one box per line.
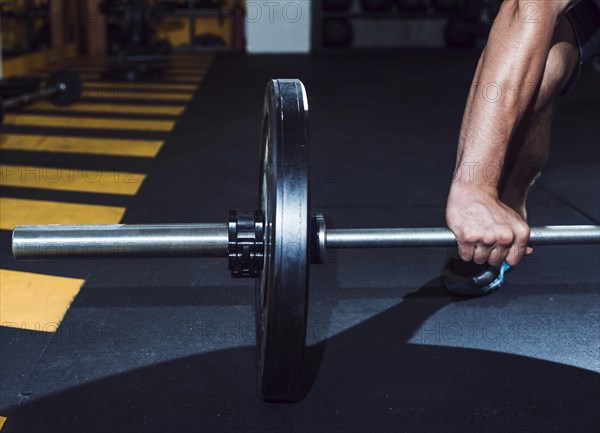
left=450, top=157, right=501, bottom=196
left=449, top=177, right=498, bottom=198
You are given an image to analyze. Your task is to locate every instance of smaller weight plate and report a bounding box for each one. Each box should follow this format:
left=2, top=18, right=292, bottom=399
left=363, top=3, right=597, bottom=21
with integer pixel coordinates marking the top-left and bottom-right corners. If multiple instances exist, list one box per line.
left=256, top=79, right=310, bottom=401
left=47, top=70, right=82, bottom=106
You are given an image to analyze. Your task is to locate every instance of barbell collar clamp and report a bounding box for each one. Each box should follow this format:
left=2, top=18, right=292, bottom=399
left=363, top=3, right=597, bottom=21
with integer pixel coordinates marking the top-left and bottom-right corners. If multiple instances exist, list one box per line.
left=228, top=210, right=265, bottom=278
left=310, top=213, right=327, bottom=264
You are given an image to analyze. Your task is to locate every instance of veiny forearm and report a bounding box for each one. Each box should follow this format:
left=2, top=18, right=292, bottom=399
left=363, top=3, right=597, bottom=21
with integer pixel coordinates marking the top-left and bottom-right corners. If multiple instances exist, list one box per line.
left=453, top=0, right=573, bottom=193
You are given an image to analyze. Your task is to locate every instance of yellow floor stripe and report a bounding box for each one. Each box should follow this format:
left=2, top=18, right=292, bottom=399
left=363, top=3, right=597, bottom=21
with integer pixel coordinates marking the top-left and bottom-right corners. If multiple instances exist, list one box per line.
left=62, top=54, right=212, bottom=64
left=166, top=70, right=207, bottom=74
left=167, top=65, right=211, bottom=70
left=83, top=81, right=197, bottom=91
left=2, top=114, right=175, bottom=131
left=60, top=73, right=100, bottom=81
left=1, top=165, right=145, bottom=195
left=0, top=270, right=83, bottom=332
left=40, top=68, right=207, bottom=80
left=162, top=76, right=203, bottom=83
left=64, top=57, right=212, bottom=63
left=1, top=134, right=163, bottom=157
left=170, top=69, right=209, bottom=74
left=0, top=416, right=6, bottom=429
left=0, top=198, right=125, bottom=229
left=86, top=91, right=192, bottom=101
left=75, top=73, right=203, bottom=83
left=74, top=72, right=203, bottom=81
left=26, top=101, right=185, bottom=116
left=44, top=66, right=208, bottom=72
left=60, top=65, right=211, bottom=72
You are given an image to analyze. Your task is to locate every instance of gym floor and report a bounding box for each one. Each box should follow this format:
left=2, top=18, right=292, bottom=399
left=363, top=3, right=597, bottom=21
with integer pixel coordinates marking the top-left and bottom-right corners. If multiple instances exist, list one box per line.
left=0, top=50, right=599, bottom=432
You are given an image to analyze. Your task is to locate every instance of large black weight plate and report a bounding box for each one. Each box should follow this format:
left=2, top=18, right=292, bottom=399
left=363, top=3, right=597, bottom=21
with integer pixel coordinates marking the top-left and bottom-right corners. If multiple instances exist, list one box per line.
left=257, top=79, right=310, bottom=401
left=47, top=70, right=83, bottom=106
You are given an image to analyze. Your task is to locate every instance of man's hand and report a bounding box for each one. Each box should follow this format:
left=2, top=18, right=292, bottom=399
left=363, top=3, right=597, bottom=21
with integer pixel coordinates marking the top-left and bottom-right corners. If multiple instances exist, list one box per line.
left=446, top=186, right=532, bottom=267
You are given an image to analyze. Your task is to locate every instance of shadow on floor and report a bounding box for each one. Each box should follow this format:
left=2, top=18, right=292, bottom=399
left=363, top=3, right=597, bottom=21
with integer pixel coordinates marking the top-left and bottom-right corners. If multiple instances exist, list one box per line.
left=3, top=279, right=599, bottom=433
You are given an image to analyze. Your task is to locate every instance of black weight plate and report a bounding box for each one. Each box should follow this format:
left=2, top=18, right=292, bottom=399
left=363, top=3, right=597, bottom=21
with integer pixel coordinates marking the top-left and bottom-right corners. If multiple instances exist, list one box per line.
left=256, top=79, right=310, bottom=401
left=47, top=70, right=83, bottom=106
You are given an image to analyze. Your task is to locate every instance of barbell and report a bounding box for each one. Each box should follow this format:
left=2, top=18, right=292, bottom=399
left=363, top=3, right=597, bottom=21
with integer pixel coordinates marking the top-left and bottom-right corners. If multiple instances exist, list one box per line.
left=11, top=79, right=600, bottom=401
left=0, top=70, right=83, bottom=126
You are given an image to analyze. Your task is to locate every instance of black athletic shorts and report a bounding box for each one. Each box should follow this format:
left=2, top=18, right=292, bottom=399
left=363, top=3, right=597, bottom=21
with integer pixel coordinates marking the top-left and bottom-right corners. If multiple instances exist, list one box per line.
left=564, top=0, right=600, bottom=93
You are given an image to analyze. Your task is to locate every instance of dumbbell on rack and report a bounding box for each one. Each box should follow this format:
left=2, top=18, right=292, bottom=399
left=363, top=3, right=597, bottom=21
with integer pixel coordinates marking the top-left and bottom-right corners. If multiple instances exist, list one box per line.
left=0, top=70, right=82, bottom=126
left=11, top=79, right=600, bottom=401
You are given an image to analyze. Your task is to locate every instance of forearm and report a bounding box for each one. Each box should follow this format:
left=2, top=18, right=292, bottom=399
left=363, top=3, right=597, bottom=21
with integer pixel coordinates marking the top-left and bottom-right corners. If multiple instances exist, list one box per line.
left=453, top=0, right=573, bottom=193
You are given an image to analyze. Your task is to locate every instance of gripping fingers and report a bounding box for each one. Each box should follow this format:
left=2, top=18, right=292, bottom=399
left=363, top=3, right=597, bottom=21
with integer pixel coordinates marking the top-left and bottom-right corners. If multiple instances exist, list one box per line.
left=488, top=229, right=514, bottom=266
left=506, top=226, right=531, bottom=266
left=488, top=245, right=510, bottom=267
left=457, top=241, right=475, bottom=262
left=473, top=243, right=493, bottom=265
left=506, top=244, right=523, bottom=266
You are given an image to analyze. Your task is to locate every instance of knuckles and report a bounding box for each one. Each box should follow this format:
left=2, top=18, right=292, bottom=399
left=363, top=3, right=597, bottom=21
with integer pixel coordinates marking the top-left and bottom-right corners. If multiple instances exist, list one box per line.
left=496, top=231, right=514, bottom=245
left=447, top=202, right=531, bottom=266
left=513, top=223, right=531, bottom=243
left=459, top=229, right=479, bottom=244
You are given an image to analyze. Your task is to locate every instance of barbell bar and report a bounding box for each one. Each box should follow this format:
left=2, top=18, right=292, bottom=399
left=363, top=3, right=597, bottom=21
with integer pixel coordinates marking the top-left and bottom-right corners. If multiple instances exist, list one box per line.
left=10, top=79, right=600, bottom=401
left=12, top=224, right=600, bottom=260
left=1, top=81, right=60, bottom=110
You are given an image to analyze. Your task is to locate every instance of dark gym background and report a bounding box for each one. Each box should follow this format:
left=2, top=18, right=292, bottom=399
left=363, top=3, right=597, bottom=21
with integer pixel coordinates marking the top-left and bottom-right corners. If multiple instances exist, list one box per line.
left=1, top=1, right=599, bottom=432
